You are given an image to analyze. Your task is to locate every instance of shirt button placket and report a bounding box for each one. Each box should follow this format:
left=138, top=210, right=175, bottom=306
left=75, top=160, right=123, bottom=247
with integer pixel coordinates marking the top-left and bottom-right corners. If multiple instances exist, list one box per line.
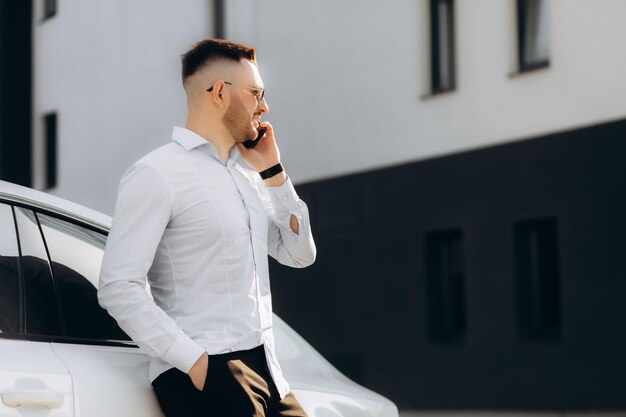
left=229, top=165, right=265, bottom=331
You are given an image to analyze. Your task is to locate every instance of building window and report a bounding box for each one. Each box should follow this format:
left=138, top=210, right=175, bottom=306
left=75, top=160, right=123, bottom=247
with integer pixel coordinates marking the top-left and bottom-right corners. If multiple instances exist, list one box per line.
left=214, top=0, right=225, bottom=38
left=514, top=217, right=561, bottom=342
left=43, top=112, right=57, bottom=189
left=43, top=0, right=57, bottom=20
left=429, top=0, right=455, bottom=94
left=425, top=228, right=466, bottom=343
left=517, top=0, right=550, bottom=72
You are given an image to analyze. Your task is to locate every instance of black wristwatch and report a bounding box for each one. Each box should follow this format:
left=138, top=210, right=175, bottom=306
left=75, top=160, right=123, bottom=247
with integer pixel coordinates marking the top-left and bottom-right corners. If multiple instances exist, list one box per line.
left=259, top=163, right=284, bottom=180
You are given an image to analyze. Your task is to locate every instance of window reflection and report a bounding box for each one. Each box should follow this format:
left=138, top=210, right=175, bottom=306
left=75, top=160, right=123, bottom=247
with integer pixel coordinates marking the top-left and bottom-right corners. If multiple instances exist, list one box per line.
left=0, top=204, right=20, bottom=334
left=518, top=0, right=551, bottom=71
left=13, top=207, right=62, bottom=336
left=38, top=213, right=129, bottom=341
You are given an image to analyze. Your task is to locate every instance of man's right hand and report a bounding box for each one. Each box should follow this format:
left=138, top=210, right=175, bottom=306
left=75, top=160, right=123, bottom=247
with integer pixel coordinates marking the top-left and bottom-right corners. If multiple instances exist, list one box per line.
left=188, top=352, right=209, bottom=391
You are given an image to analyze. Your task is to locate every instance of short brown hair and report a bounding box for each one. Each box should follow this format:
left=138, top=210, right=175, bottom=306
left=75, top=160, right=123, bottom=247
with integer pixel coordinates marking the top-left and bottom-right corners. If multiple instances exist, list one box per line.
left=181, top=38, right=256, bottom=85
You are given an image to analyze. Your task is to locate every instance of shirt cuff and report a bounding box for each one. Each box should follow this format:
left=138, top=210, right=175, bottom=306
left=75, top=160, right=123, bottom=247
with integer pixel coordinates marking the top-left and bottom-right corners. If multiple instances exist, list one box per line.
left=265, top=177, right=299, bottom=213
left=163, top=329, right=206, bottom=374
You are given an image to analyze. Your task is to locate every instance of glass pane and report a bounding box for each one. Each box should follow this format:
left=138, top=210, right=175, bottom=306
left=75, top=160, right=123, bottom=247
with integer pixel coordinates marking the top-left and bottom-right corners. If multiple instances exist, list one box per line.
left=521, top=0, right=550, bottom=67
left=0, top=204, right=21, bottom=334
left=437, top=1, right=453, bottom=90
left=13, top=207, right=62, bottom=336
left=38, top=213, right=130, bottom=341
left=430, top=0, right=455, bottom=92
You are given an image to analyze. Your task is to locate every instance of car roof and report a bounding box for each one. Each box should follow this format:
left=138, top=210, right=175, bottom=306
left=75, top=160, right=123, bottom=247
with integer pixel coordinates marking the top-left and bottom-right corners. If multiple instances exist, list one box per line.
left=0, top=180, right=112, bottom=232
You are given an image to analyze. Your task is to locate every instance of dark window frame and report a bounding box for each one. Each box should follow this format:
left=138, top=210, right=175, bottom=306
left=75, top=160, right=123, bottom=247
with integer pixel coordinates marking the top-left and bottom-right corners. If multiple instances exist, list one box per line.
left=516, top=0, right=550, bottom=73
left=514, top=217, right=562, bottom=342
left=42, top=0, right=57, bottom=21
left=429, top=0, right=456, bottom=95
left=424, top=227, right=467, bottom=344
left=213, top=0, right=225, bottom=39
left=43, top=112, right=57, bottom=190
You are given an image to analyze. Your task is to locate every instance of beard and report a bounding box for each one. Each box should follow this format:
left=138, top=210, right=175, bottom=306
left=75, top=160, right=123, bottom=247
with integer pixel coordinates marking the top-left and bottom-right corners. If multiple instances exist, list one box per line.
left=222, top=94, right=257, bottom=143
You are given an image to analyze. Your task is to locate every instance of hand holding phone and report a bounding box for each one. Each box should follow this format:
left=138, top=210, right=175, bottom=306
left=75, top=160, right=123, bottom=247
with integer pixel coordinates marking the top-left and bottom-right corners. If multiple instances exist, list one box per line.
left=243, top=127, right=267, bottom=149
left=237, top=121, right=282, bottom=177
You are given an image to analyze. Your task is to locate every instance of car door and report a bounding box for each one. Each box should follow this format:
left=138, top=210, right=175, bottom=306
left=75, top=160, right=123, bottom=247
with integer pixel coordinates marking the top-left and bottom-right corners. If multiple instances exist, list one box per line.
left=30, top=210, right=164, bottom=417
left=0, top=202, right=73, bottom=417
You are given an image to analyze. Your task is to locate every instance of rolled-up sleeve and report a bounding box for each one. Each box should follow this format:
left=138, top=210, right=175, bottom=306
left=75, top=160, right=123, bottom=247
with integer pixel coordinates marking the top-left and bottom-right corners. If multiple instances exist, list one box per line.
left=264, top=177, right=316, bottom=268
left=98, top=162, right=205, bottom=374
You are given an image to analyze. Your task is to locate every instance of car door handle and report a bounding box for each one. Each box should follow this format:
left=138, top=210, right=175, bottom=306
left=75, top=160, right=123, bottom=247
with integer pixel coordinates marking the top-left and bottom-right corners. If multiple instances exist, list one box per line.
left=1, top=388, right=64, bottom=409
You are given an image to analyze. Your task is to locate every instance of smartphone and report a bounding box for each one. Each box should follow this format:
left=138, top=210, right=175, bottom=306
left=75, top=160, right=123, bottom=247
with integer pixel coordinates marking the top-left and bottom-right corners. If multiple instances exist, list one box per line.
left=243, top=127, right=266, bottom=149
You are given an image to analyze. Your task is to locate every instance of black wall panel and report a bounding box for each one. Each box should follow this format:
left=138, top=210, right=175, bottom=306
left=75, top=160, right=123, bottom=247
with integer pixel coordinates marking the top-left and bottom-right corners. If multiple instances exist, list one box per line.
left=270, top=118, right=626, bottom=410
left=0, top=0, right=32, bottom=186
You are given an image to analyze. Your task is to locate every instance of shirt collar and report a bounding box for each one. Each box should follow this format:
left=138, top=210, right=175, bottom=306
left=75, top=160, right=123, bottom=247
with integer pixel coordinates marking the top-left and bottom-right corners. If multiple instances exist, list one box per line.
left=171, top=126, right=241, bottom=164
left=171, top=126, right=214, bottom=151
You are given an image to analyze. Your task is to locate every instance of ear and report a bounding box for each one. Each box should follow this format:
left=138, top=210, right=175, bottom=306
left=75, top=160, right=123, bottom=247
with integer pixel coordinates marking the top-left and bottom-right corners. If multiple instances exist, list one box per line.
left=210, top=81, right=228, bottom=109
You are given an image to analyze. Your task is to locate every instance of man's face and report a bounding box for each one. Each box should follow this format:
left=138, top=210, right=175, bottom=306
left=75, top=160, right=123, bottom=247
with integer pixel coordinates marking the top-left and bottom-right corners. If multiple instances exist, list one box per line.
left=221, top=60, right=268, bottom=143
left=223, top=93, right=259, bottom=142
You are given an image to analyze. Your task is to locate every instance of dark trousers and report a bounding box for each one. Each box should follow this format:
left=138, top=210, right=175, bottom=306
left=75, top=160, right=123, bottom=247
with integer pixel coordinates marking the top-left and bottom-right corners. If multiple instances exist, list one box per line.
left=152, top=345, right=308, bottom=417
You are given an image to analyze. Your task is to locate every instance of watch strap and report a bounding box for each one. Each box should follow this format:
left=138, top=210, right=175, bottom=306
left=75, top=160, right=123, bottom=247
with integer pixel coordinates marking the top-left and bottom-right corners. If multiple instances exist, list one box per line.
left=259, top=163, right=284, bottom=180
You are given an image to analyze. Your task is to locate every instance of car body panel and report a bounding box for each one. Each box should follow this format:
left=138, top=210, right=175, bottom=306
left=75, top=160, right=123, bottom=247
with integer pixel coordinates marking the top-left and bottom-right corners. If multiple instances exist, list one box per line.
left=0, top=339, right=73, bottom=417
left=274, top=315, right=398, bottom=417
left=50, top=343, right=163, bottom=417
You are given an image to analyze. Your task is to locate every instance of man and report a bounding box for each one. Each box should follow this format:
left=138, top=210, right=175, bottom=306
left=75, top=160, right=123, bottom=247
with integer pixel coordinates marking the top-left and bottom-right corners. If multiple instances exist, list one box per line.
left=98, top=39, right=316, bottom=417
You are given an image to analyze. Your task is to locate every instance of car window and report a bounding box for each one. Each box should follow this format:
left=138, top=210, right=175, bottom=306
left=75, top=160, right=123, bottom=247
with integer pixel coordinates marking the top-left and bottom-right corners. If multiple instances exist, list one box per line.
left=0, top=203, right=20, bottom=335
left=37, top=212, right=130, bottom=342
left=13, top=207, right=62, bottom=336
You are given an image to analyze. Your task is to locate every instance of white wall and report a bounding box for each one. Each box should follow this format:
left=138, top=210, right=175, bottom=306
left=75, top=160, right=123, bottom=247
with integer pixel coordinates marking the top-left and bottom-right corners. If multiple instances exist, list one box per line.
left=230, top=0, right=626, bottom=183
left=33, top=0, right=213, bottom=213
left=33, top=0, right=626, bottom=213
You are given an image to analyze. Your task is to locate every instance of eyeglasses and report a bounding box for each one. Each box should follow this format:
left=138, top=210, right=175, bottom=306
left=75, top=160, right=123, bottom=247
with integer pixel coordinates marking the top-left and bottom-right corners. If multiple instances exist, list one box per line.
left=207, top=81, right=265, bottom=104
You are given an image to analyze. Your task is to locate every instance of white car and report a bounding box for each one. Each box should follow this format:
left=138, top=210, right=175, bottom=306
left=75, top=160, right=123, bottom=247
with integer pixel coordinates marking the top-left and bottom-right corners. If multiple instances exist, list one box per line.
left=0, top=180, right=398, bottom=417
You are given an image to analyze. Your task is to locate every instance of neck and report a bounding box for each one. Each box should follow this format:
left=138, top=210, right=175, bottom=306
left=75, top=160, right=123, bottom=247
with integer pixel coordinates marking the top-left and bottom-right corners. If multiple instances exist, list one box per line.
left=185, top=116, right=234, bottom=164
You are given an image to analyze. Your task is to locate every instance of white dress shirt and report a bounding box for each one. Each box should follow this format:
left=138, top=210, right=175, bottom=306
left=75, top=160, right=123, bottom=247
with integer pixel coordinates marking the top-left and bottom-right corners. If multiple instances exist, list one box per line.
left=98, top=126, right=316, bottom=398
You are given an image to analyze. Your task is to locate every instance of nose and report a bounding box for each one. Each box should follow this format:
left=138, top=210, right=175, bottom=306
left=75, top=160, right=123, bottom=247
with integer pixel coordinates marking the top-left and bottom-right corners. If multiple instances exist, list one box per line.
left=258, top=97, right=269, bottom=114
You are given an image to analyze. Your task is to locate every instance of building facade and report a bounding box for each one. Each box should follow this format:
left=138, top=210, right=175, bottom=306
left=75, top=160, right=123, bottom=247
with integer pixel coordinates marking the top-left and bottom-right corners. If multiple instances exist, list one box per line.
left=2, top=0, right=625, bottom=411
